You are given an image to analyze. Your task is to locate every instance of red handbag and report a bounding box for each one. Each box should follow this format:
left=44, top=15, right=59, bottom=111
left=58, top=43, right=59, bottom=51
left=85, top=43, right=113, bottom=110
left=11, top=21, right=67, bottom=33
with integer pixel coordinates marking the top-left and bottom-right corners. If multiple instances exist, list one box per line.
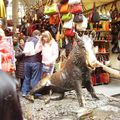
left=100, top=72, right=110, bottom=84
left=70, top=4, right=83, bottom=14
left=64, top=29, right=75, bottom=37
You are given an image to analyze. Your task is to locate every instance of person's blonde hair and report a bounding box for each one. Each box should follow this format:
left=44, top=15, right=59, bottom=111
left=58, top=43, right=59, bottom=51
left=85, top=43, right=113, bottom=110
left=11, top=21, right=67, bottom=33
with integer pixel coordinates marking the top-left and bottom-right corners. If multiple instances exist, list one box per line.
left=41, top=31, right=53, bottom=44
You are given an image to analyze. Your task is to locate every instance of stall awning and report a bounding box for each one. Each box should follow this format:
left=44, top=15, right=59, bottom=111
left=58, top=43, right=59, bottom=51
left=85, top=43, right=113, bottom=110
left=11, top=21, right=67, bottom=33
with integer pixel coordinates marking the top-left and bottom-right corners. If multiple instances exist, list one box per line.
left=0, top=0, right=6, bottom=18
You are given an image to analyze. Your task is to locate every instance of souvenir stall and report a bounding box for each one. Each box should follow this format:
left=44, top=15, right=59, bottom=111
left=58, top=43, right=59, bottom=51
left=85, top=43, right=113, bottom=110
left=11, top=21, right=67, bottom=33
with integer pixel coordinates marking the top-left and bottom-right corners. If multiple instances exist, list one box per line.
left=19, top=0, right=120, bottom=85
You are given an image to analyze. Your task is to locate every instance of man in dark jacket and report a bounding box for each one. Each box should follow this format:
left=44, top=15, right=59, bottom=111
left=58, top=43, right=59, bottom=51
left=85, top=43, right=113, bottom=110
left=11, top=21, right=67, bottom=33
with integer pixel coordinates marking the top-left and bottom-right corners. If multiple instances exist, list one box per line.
left=21, top=30, right=42, bottom=96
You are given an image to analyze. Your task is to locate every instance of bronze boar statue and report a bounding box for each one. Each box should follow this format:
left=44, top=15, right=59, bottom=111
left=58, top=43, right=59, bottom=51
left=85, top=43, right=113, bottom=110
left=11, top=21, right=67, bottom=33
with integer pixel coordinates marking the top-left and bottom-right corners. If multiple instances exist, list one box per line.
left=29, top=33, right=99, bottom=107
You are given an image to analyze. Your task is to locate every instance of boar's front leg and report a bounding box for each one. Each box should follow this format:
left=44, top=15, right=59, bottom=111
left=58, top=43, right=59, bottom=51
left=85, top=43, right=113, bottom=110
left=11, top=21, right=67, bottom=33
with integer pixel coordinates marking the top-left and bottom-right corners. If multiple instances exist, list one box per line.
left=74, top=79, right=85, bottom=107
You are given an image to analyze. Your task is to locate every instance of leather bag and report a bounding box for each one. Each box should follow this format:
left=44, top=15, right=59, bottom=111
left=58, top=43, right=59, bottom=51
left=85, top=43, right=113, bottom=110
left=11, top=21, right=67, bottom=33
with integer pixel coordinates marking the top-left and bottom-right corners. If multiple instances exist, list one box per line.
left=63, top=19, right=73, bottom=29
left=61, top=13, right=72, bottom=21
left=70, top=4, right=83, bottom=14
left=60, top=3, right=70, bottom=14
left=60, top=0, right=69, bottom=4
left=73, top=13, right=83, bottom=23
left=64, top=29, right=75, bottom=37
left=44, top=3, right=58, bottom=15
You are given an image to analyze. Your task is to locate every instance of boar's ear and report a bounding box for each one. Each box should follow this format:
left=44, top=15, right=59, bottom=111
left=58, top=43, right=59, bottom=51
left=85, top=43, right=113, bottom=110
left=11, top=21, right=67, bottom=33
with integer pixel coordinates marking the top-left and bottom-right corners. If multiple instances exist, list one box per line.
left=74, top=32, right=83, bottom=45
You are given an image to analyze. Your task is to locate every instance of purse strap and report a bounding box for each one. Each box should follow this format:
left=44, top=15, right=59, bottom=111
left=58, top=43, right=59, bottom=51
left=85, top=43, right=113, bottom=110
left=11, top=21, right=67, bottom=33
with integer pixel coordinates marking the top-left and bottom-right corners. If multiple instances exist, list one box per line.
left=46, top=0, right=54, bottom=5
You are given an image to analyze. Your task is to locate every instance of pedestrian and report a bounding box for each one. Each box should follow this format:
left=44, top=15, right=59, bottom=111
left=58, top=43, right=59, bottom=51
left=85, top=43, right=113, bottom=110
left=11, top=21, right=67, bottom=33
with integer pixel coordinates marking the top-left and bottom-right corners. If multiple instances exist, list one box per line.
left=15, top=39, right=25, bottom=90
left=21, top=30, right=42, bottom=97
left=35, top=30, right=59, bottom=78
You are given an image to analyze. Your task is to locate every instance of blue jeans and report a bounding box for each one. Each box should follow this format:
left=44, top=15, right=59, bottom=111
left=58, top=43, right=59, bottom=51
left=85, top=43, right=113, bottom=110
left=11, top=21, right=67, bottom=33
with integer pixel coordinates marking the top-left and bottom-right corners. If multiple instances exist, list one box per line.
left=41, top=63, right=54, bottom=76
left=21, top=62, right=42, bottom=95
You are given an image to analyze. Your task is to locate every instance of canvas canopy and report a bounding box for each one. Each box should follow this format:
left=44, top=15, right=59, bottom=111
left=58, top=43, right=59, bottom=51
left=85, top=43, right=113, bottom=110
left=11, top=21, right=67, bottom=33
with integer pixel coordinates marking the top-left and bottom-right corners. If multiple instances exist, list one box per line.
left=20, top=0, right=120, bottom=13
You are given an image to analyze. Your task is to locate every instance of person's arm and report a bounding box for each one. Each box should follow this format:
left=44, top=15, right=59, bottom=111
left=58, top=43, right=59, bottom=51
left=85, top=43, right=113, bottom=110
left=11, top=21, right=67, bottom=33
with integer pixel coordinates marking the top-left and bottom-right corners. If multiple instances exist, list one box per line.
left=35, top=40, right=42, bottom=53
left=49, top=42, right=59, bottom=64
left=23, top=42, right=35, bottom=56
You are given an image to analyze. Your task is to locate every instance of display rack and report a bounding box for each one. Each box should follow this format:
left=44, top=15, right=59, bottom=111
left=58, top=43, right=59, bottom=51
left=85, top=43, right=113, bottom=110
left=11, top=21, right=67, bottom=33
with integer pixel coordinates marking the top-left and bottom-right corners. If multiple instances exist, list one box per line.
left=91, top=30, right=111, bottom=85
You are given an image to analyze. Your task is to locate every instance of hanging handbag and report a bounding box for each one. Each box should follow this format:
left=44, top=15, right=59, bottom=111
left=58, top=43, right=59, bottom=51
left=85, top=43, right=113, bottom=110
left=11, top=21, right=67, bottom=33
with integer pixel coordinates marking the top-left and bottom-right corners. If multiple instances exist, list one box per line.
left=64, top=29, right=75, bottom=37
left=61, top=13, right=72, bottom=21
left=49, top=14, right=60, bottom=25
left=60, top=3, right=70, bottom=14
left=70, top=4, right=83, bottom=14
left=68, top=0, right=81, bottom=5
left=63, top=19, right=73, bottom=29
left=73, top=13, right=83, bottom=23
left=110, top=2, right=119, bottom=20
left=76, top=15, right=88, bottom=31
left=44, top=3, right=58, bottom=15
left=89, top=2, right=100, bottom=23
left=92, top=9, right=100, bottom=22
left=60, top=0, right=69, bottom=4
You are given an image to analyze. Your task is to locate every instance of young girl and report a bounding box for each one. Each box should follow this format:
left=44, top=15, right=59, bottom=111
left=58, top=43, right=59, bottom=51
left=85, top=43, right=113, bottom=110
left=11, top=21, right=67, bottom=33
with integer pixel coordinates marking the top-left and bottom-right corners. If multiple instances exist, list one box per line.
left=35, top=31, right=59, bottom=77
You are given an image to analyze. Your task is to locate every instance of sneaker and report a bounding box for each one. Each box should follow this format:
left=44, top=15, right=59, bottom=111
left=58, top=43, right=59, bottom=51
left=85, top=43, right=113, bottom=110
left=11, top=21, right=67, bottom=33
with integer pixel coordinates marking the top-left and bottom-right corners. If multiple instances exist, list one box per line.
left=22, top=93, right=27, bottom=97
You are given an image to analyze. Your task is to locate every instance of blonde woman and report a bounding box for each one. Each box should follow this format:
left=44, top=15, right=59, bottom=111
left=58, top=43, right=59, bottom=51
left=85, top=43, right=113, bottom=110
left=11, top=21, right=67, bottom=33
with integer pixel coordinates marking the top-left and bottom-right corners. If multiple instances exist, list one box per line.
left=35, top=31, right=59, bottom=77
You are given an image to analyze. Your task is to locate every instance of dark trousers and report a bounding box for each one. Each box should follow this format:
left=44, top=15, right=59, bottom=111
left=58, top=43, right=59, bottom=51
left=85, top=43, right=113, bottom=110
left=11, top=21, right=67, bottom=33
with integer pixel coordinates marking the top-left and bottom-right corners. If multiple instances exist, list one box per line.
left=21, top=62, right=42, bottom=95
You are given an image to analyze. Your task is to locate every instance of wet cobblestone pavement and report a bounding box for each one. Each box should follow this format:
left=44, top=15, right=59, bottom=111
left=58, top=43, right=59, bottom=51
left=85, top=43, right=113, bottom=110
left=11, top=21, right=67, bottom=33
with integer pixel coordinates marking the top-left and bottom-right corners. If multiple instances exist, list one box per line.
left=20, top=89, right=120, bottom=120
